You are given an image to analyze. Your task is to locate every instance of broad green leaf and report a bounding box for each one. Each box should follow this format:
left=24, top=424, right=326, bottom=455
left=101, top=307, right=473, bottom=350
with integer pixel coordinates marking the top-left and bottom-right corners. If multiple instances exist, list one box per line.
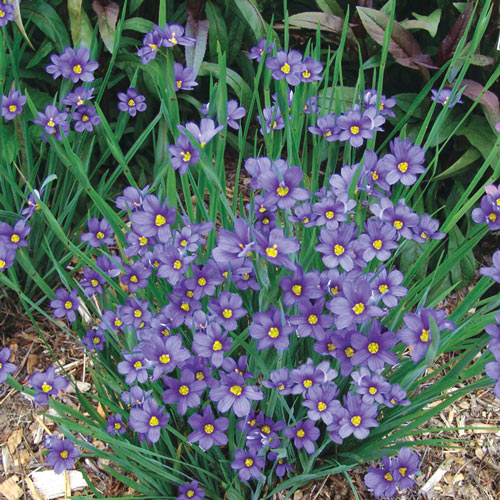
left=457, top=115, right=498, bottom=161
left=435, top=147, right=481, bottom=179
left=400, top=9, right=441, bottom=37
left=92, top=0, right=119, bottom=53
left=288, top=12, right=356, bottom=45
left=232, top=0, right=269, bottom=41
left=123, top=17, right=154, bottom=33
left=315, top=0, right=344, bottom=16
left=399, top=239, right=427, bottom=280
left=206, top=1, right=227, bottom=62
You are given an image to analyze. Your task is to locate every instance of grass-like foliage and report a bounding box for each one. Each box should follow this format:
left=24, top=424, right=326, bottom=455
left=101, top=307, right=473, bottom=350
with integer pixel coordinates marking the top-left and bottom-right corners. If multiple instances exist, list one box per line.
left=1, top=1, right=500, bottom=499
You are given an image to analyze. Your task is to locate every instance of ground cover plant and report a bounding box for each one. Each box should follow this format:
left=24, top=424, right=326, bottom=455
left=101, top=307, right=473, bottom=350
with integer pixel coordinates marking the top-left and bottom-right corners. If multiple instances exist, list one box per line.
left=1, top=0, right=500, bottom=499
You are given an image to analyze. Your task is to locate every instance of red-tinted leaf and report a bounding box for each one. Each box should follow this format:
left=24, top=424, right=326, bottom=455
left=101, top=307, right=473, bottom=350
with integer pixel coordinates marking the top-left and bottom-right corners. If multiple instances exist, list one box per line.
left=185, top=16, right=209, bottom=78
left=288, top=12, right=356, bottom=45
left=92, top=0, right=119, bottom=54
left=357, top=7, right=430, bottom=75
left=461, top=79, right=500, bottom=127
left=435, top=2, right=473, bottom=66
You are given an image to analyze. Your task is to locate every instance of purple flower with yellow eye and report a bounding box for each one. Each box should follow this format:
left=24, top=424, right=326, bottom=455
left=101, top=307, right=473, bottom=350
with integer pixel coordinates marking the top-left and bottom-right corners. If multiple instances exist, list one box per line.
left=192, top=322, right=232, bottom=367
left=352, top=368, right=391, bottom=404
left=472, top=196, right=500, bottom=230
left=29, top=366, right=69, bottom=405
left=303, top=96, right=318, bottom=114
left=364, top=456, right=399, bottom=498
left=163, top=369, right=206, bottom=415
left=209, top=291, right=247, bottom=331
left=249, top=306, right=294, bottom=351
left=262, top=367, right=293, bottom=395
left=141, top=334, right=190, bottom=380
left=258, top=105, right=285, bottom=134
left=248, top=38, right=275, bottom=61
left=284, top=419, right=320, bottom=455
left=312, top=195, right=354, bottom=231
left=46, top=438, right=79, bottom=474
left=0, top=347, right=16, bottom=384
left=33, top=104, right=68, bottom=138
left=357, top=218, right=398, bottom=262
left=381, top=137, right=426, bottom=186
left=1, top=89, right=26, bottom=120
left=254, top=227, right=300, bottom=271
left=363, top=89, right=397, bottom=117
left=370, top=197, right=419, bottom=240
left=129, top=396, right=169, bottom=444
left=118, top=88, right=147, bottom=117
left=188, top=405, right=229, bottom=451
left=261, top=165, right=310, bottom=210
left=315, top=223, right=357, bottom=271
left=82, top=328, right=106, bottom=352
left=339, top=393, right=378, bottom=440
left=121, top=261, right=151, bottom=292
left=0, top=3, right=14, bottom=26
left=328, top=277, right=385, bottom=329
left=212, top=217, right=253, bottom=262
left=180, top=118, right=224, bottom=148
left=0, top=219, right=30, bottom=249
left=50, top=288, right=79, bottom=323
left=71, top=105, right=100, bottom=132
left=118, top=350, right=148, bottom=384
left=169, top=134, right=200, bottom=175
left=130, top=194, right=176, bottom=241
left=300, top=56, right=323, bottom=83
left=226, top=99, right=246, bottom=129
left=80, top=218, right=114, bottom=248
left=58, top=47, right=99, bottom=83
left=289, top=298, right=333, bottom=339
left=309, top=113, right=338, bottom=141
left=231, top=449, right=265, bottom=481
left=302, top=385, right=340, bottom=425
left=412, top=214, right=445, bottom=243
left=106, top=413, right=126, bottom=436
left=62, top=86, right=95, bottom=107
left=137, top=31, right=162, bottom=64
left=371, top=268, right=407, bottom=308
left=336, top=109, right=374, bottom=148
left=177, top=481, right=205, bottom=500
left=290, top=359, right=337, bottom=396
left=209, top=372, right=264, bottom=417
left=280, top=266, right=323, bottom=307
left=157, top=23, right=196, bottom=48
left=174, top=62, right=198, bottom=91
left=431, top=88, right=463, bottom=107
left=266, top=50, right=304, bottom=86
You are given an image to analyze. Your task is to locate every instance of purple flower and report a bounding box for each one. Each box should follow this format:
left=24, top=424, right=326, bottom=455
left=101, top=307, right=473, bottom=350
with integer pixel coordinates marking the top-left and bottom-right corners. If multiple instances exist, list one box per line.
left=121, top=386, right=151, bottom=407
left=121, top=261, right=151, bottom=292
left=381, top=137, right=426, bottom=186
left=33, top=104, right=68, bottom=139
left=364, top=456, right=399, bottom=498
left=29, top=366, right=69, bottom=405
left=357, top=219, right=398, bottom=262
left=248, top=38, right=275, bottom=61
left=351, top=368, right=391, bottom=404
left=230, top=449, right=265, bottom=481
left=328, top=277, right=385, bottom=329
left=62, top=86, right=95, bottom=107
left=485, top=360, right=500, bottom=398
left=82, top=328, right=106, bottom=352
left=129, top=396, right=169, bottom=444
left=336, top=109, right=375, bottom=148
left=79, top=267, right=105, bottom=296
left=481, top=252, right=500, bottom=283
left=80, top=218, right=114, bottom=248
left=192, top=322, right=232, bottom=367
left=315, top=223, right=357, bottom=271
left=157, top=23, right=196, bottom=48
left=107, top=413, right=126, bottom=435
left=226, top=99, right=246, bottom=129
left=309, top=113, right=338, bottom=141
left=254, top=227, right=300, bottom=271
left=383, top=383, right=410, bottom=408
left=370, top=197, right=419, bottom=240
left=371, top=267, right=407, bottom=308
left=258, top=105, right=285, bottom=134
left=209, top=372, right=264, bottom=417
left=249, top=306, right=294, bottom=351
left=284, top=419, right=320, bottom=455
left=177, top=481, right=205, bottom=500
left=118, top=351, right=148, bottom=384
left=262, top=367, right=293, bottom=395
left=50, top=288, right=79, bottom=323
left=118, top=88, right=147, bottom=117
left=163, top=369, right=206, bottom=415
left=363, top=89, right=397, bottom=117
left=212, top=217, right=253, bottom=262
left=312, top=195, right=354, bottom=231
left=431, top=88, right=463, bottom=107
left=0, top=3, right=14, bottom=26
left=0, top=219, right=30, bottom=249
left=209, top=291, right=247, bottom=331
left=290, top=359, right=337, bottom=396
left=169, top=134, right=200, bottom=175
left=261, top=165, right=310, bottom=210
left=71, top=105, right=100, bottom=132
left=398, top=307, right=456, bottom=362
left=141, top=334, right=190, bottom=380
left=289, top=298, right=333, bottom=339
left=174, top=62, right=198, bottom=91
left=180, top=118, right=224, bottom=148
left=96, top=254, right=122, bottom=278
left=303, top=96, right=319, bottom=114
left=472, top=196, right=500, bottom=230
left=46, top=438, right=79, bottom=474
left=300, top=56, right=323, bottom=83
left=1, top=89, right=26, bottom=120
left=279, top=266, right=323, bottom=307
left=339, top=393, right=378, bottom=440
left=188, top=405, right=229, bottom=451
left=302, top=384, right=340, bottom=424
left=395, top=447, right=420, bottom=489
left=130, top=194, right=175, bottom=241
left=266, top=50, right=304, bottom=86
left=0, top=347, right=16, bottom=383
left=49, top=47, right=98, bottom=83
left=136, top=31, right=162, bottom=64
left=412, top=213, right=445, bottom=243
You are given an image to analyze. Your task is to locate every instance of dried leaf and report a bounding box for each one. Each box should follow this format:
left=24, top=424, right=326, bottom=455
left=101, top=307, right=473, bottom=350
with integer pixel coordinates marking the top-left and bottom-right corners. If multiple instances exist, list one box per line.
left=461, top=79, right=500, bottom=126
left=7, top=429, right=23, bottom=455
left=11, top=0, right=34, bottom=49
left=92, top=1, right=119, bottom=54
left=435, top=2, right=473, bottom=65
left=0, top=476, right=23, bottom=500
left=356, top=7, right=431, bottom=75
left=288, top=12, right=356, bottom=45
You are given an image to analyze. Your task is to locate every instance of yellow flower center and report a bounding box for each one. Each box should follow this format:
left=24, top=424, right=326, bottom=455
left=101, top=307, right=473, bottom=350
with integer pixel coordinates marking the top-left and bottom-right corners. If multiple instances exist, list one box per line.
left=195, top=277, right=206, bottom=287
left=334, top=244, right=344, bottom=256
left=129, top=275, right=138, bottom=283
left=292, top=284, right=302, bottom=296
left=421, top=232, right=428, bottom=239
left=93, top=336, right=100, bottom=344
left=308, top=314, right=318, bottom=325
left=345, top=347, right=354, bottom=358
left=114, top=318, right=122, bottom=326
left=281, top=63, right=290, bottom=74
left=82, top=114, right=89, bottom=122
left=352, top=302, right=365, bottom=315
left=148, top=43, right=157, bottom=50
left=302, top=69, right=311, bottom=78
left=155, top=214, right=166, bottom=226
left=245, top=458, right=254, bottom=467
left=64, top=300, right=73, bottom=310
left=325, top=210, right=334, bottom=219
left=399, top=467, right=407, bottom=477
left=178, top=385, right=190, bottom=396
left=60, top=450, right=68, bottom=459
left=169, top=34, right=177, bottom=45
left=134, top=309, right=142, bottom=318
left=114, top=423, right=122, bottom=430
left=161, top=328, right=170, bottom=336
left=277, top=186, right=289, bottom=197
left=204, top=424, right=214, bottom=434
left=277, top=384, right=285, bottom=390
left=378, top=284, right=388, bottom=294
left=266, top=244, right=278, bottom=258
left=391, top=398, right=396, bottom=405
left=350, top=125, right=360, bottom=135
left=41, top=382, right=52, bottom=393
left=330, top=285, right=338, bottom=295
left=303, top=379, right=313, bottom=388
left=324, top=130, right=332, bottom=137
left=91, top=279, right=98, bottom=287
left=196, top=371, right=205, bottom=380
left=296, top=429, right=305, bottom=438
left=222, top=308, right=232, bottom=319
left=368, top=342, right=379, bottom=354
left=200, top=141, right=206, bottom=148
left=128, top=98, right=136, bottom=106
left=181, top=302, right=190, bottom=312
left=230, top=385, right=242, bottom=396
left=149, top=416, right=159, bottom=427
left=351, top=415, right=361, bottom=427
left=47, top=118, right=55, bottom=127
left=317, top=401, right=327, bottom=411
left=96, top=231, right=105, bottom=239
left=369, top=386, right=378, bottom=395
left=176, top=80, right=182, bottom=89
left=133, top=361, right=142, bottom=369
left=398, top=161, right=408, bottom=173
left=327, top=343, right=336, bottom=351
left=384, top=472, right=393, bottom=481
left=186, top=491, right=194, bottom=498
left=372, top=170, right=379, bottom=180
left=173, top=259, right=182, bottom=270
left=77, top=98, right=84, bottom=105
left=420, top=329, right=429, bottom=342
left=73, top=64, right=82, bottom=74
left=159, top=354, right=170, bottom=364
left=8, top=105, right=16, bottom=113
left=212, top=340, right=223, bottom=351
left=263, top=217, right=270, bottom=224
left=393, top=220, right=403, bottom=229
left=181, top=150, right=191, bottom=162
left=139, top=236, right=148, bottom=246
left=372, top=239, right=382, bottom=250
left=261, top=425, right=271, bottom=434
left=268, top=327, right=280, bottom=338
